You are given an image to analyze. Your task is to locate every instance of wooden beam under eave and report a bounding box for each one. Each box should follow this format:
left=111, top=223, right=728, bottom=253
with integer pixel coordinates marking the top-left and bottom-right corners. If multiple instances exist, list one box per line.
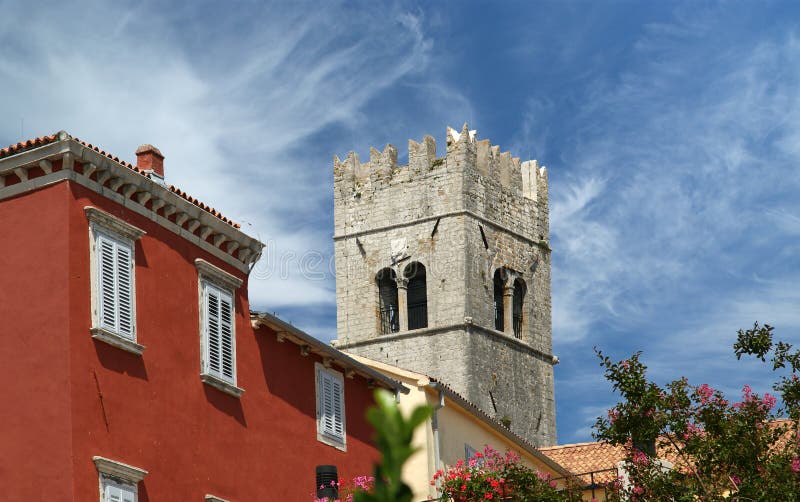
left=199, top=226, right=214, bottom=240
left=187, top=219, right=202, bottom=233
left=62, top=152, right=74, bottom=171
left=38, top=159, right=53, bottom=174
left=109, top=177, right=125, bottom=191
left=123, top=184, right=137, bottom=199
left=213, top=234, right=227, bottom=248
left=175, top=213, right=189, bottom=227
left=97, top=170, right=112, bottom=185
left=13, top=167, right=28, bottom=182
left=82, top=162, right=98, bottom=178
left=226, top=241, right=240, bottom=254
left=136, top=192, right=152, bottom=205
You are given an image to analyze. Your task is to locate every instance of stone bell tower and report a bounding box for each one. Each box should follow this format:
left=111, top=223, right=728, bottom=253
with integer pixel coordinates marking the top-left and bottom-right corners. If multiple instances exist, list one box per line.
left=332, top=124, right=557, bottom=446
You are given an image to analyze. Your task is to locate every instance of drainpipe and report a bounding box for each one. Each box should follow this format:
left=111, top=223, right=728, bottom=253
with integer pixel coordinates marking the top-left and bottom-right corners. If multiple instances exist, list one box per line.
left=430, top=382, right=446, bottom=496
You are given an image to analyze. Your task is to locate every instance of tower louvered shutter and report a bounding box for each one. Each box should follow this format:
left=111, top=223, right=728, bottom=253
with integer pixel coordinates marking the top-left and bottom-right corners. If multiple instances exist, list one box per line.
left=97, top=233, right=135, bottom=339
left=204, top=282, right=235, bottom=382
left=319, top=369, right=345, bottom=441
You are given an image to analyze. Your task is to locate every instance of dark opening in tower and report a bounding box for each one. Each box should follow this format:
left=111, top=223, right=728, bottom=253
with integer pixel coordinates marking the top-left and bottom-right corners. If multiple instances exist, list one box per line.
left=513, top=278, right=526, bottom=339
left=493, top=269, right=505, bottom=331
left=405, top=262, right=428, bottom=330
left=376, top=268, right=399, bottom=334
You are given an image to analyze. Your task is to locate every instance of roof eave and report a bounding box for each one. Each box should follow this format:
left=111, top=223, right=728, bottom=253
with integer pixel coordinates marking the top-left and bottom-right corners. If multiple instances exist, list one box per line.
left=250, top=311, right=409, bottom=395
left=0, top=135, right=263, bottom=274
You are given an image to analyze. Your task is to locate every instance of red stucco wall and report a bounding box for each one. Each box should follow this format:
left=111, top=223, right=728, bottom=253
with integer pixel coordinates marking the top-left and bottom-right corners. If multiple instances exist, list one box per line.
left=1, top=172, right=380, bottom=501
left=66, top=181, right=380, bottom=500
left=0, top=181, right=75, bottom=499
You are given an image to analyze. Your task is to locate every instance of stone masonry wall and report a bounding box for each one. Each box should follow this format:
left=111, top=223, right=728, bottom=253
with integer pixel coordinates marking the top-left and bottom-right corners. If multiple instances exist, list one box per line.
left=333, top=125, right=556, bottom=446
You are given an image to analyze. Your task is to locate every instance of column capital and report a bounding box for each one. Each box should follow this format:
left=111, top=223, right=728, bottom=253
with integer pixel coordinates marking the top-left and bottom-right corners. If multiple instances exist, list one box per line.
left=395, top=276, right=409, bottom=289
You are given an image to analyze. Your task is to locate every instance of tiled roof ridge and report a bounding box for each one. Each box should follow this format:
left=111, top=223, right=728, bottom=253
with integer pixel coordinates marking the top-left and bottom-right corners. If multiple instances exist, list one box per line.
left=0, top=132, right=60, bottom=159
left=539, top=440, right=610, bottom=451
left=0, top=131, right=240, bottom=229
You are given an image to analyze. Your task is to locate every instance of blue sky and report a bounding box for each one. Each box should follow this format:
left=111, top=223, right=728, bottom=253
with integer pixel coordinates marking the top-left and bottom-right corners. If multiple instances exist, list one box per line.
left=3, top=0, right=800, bottom=444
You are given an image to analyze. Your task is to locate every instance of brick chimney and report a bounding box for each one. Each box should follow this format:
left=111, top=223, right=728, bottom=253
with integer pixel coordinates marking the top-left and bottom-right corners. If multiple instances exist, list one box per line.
left=135, top=144, right=165, bottom=177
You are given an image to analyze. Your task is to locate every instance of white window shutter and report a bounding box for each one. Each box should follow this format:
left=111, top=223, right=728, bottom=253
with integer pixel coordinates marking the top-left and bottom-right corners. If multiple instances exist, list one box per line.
left=206, top=286, right=221, bottom=375
left=105, top=483, right=135, bottom=502
left=105, top=484, right=120, bottom=502
left=204, top=283, right=235, bottom=382
left=219, top=292, right=234, bottom=379
left=97, top=232, right=135, bottom=339
left=332, top=378, right=344, bottom=438
left=98, top=235, right=118, bottom=332
left=115, top=243, right=134, bottom=339
left=120, top=484, right=136, bottom=502
left=319, top=369, right=345, bottom=441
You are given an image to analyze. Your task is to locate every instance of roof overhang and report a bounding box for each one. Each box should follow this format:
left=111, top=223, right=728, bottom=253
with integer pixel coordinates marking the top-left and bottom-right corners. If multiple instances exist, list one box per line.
left=0, top=133, right=263, bottom=273
left=250, top=311, right=409, bottom=394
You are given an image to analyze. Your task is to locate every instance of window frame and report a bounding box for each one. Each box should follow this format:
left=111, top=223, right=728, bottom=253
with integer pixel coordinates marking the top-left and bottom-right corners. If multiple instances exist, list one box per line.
left=93, top=456, right=147, bottom=502
left=86, top=207, right=146, bottom=355
left=196, top=258, right=244, bottom=398
left=315, top=362, right=347, bottom=451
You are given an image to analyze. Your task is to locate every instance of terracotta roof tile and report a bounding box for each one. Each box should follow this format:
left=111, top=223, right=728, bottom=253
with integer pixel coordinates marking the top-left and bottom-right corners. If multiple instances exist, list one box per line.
left=540, top=420, right=799, bottom=487
left=0, top=133, right=60, bottom=159
left=1, top=132, right=240, bottom=228
left=539, top=442, right=624, bottom=485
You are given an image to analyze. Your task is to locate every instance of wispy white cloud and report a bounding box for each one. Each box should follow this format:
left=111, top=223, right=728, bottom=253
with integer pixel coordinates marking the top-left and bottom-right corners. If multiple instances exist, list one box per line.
left=543, top=7, right=800, bottom=442
left=549, top=15, right=800, bottom=345
left=0, top=0, right=471, bottom=325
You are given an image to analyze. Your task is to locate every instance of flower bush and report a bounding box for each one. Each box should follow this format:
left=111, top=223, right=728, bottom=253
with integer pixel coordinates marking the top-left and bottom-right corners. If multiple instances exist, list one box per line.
left=314, top=475, right=375, bottom=502
left=432, top=445, right=583, bottom=501
left=595, top=323, right=800, bottom=501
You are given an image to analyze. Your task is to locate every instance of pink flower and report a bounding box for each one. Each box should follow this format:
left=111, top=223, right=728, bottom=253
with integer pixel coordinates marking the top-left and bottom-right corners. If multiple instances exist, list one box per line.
left=697, top=383, right=714, bottom=404
left=792, top=456, right=800, bottom=473
left=762, top=393, right=777, bottom=410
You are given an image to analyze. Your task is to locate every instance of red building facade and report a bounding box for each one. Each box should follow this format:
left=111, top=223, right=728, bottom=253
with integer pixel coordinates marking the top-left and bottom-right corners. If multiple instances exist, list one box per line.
left=0, top=133, right=403, bottom=501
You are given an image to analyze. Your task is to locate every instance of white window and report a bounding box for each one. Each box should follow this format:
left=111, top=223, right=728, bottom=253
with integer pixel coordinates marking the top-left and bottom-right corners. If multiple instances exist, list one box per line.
left=97, top=232, right=135, bottom=337
left=86, top=207, right=145, bottom=355
left=316, top=362, right=346, bottom=450
left=93, top=456, right=147, bottom=502
left=196, top=259, right=243, bottom=398
left=202, top=281, right=235, bottom=381
left=103, top=479, right=136, bottom=502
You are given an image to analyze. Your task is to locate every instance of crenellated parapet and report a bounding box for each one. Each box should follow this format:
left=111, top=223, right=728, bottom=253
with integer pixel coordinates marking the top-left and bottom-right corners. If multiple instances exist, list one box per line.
left=333, top=123, right=547, bottom=204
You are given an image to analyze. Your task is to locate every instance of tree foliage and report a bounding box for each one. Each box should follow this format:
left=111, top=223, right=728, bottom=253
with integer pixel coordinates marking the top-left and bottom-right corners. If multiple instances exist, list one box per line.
left=354, top=389, right=432, bottom=502
left=594, top=322, right=800, bottom=501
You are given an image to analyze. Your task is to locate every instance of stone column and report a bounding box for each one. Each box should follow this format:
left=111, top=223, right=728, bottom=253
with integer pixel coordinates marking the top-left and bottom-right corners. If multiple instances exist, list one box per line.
left=396, top=276, right=409, bottom=332
left=503, top=283, right=514, bottom=335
